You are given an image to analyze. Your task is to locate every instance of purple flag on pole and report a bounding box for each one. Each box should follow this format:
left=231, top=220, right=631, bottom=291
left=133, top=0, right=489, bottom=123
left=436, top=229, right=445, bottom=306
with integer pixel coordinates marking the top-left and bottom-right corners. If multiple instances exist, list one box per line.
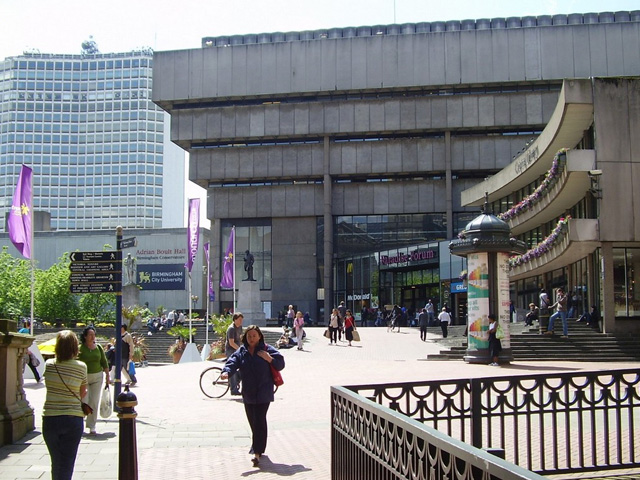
left=204, top=242, right=214, bottom=301
left=185, top=198, right=200, bottom=272
left=8, top=165, right=33, bottom=259
left=220, top=227, right=235, bottom=289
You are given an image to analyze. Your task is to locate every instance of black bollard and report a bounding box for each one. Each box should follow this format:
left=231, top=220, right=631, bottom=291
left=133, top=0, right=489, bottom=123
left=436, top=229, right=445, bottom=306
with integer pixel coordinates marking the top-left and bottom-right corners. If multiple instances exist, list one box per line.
left=117, top=385, right=138, bottom=480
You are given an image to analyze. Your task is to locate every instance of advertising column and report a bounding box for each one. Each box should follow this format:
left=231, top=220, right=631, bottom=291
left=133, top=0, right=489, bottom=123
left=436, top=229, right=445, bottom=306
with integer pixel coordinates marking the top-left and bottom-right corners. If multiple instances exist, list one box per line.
left=467, top=252, right=489, bottom=352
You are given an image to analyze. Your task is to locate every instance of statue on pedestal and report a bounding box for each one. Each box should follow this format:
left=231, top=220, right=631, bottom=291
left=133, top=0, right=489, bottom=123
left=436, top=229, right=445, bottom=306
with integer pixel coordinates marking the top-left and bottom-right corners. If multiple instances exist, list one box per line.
left=243, top=250, right=255, bottom=281
left=124, top=253, right=137, bottom=285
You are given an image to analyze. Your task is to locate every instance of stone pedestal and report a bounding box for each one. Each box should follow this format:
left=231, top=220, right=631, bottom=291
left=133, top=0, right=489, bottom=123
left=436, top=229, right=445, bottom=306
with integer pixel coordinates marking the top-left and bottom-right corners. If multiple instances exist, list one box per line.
left=122, top=284, right=140, bottom=309
left=237, top=281, right=266, bottom=326
left=0, top=319, right=35, bottom=446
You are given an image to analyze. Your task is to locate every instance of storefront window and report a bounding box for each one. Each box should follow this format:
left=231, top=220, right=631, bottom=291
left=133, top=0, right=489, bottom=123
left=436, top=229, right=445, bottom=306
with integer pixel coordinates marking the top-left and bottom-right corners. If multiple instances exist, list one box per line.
left=613, top=248, right=640, bottom=318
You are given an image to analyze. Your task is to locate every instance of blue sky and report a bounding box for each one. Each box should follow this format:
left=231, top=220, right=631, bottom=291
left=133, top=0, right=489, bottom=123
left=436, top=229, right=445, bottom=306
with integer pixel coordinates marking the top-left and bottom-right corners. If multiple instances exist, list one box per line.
left=1, top=0, right=638, bottom=59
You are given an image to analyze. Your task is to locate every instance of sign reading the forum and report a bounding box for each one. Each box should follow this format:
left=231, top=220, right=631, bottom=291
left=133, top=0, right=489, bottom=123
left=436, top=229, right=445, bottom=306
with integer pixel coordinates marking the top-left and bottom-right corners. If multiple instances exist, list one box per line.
left=136, top=264, right=185, bottom=291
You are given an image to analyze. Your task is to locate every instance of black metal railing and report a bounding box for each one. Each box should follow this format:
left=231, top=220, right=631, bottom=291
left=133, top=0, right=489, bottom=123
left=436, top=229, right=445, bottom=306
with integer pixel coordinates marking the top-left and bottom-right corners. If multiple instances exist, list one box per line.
left=332, top=386, right=546, bottom=480
left=341, top=368, right=640, bottom=475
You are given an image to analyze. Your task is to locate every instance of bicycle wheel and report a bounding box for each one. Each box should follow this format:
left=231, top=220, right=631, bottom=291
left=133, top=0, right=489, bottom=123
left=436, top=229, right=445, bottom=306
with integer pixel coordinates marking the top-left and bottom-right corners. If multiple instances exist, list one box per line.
left=199, top=366, right=230, bottom=398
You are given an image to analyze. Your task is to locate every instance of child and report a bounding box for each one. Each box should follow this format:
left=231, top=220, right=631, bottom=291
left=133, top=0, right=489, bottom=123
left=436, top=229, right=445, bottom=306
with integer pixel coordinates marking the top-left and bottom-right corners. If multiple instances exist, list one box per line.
left=293, top=311, right=305, bottom=350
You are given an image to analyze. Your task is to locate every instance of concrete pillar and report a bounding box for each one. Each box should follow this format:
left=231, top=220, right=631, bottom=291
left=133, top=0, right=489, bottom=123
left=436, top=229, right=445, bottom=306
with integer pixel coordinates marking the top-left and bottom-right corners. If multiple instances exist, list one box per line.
left=601, top=242, right=614, bottom=334
left=323, top=136, right=334, bottom=322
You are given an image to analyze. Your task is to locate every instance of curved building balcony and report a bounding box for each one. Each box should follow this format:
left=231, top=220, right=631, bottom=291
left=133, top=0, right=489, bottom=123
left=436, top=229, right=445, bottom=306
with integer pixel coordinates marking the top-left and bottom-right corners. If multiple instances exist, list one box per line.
left=505, top=150, right=595, bottom=236
left=461, top=78, right=594, bottom=207
left=509, top=218, right=599, bottom=281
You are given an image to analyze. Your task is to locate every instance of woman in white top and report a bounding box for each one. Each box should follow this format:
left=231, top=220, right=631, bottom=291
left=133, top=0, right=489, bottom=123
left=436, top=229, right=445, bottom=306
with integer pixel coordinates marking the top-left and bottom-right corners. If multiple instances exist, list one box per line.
left=329, top=308, right=340, bottom=345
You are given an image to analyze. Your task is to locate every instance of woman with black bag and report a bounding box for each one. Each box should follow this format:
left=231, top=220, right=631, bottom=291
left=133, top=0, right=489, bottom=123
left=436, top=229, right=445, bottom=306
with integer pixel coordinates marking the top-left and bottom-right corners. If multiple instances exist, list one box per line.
left=43, top=330, right=88, bottom=480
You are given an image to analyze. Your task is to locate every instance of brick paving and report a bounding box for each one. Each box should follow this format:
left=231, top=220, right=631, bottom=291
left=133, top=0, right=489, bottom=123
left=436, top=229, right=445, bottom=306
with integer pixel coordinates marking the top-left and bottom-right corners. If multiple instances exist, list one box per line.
left=2, top=326, right=640, bottom=479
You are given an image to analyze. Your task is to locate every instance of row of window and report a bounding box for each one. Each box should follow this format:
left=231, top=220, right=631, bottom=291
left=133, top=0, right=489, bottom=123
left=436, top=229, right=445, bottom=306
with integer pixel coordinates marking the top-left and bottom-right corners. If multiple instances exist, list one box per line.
left=3, top=111, right=163, bottom=123
left=4, top=100, right=154, bottom=113
left=3, top=133, right=163, bottom=143
left=4, top=89, right=149, bottom=101
left=51, top=217, right=161, bottom=231
left=7, top=68, right=151, bottom=82
left=4, top=143, right=163, bottom=154
left=7, top=58, right=151, bottom=71
left=37, top=208, right=162, bottom=218
left=29, top=196, right=163, bottom=208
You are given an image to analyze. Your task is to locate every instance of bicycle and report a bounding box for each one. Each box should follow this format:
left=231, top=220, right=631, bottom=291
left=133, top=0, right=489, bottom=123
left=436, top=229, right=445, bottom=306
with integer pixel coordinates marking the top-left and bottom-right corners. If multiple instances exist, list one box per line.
left=199, top=365, right=278, bottom=398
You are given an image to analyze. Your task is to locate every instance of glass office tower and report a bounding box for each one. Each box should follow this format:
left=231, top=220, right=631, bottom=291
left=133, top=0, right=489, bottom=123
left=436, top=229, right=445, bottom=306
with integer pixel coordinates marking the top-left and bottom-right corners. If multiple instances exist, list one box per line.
left=0, top=50, right=184, bottom=231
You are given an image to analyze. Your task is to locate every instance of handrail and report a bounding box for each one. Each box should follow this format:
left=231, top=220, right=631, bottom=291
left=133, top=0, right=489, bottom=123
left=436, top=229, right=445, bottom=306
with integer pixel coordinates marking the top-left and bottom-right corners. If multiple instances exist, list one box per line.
left=341, top=368, right=640, bottom=475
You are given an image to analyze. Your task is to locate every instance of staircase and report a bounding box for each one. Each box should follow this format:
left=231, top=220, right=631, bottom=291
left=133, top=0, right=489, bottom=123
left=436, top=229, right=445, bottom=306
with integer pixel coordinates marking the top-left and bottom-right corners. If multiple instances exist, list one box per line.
left=427, top=321, right=640, bottom=362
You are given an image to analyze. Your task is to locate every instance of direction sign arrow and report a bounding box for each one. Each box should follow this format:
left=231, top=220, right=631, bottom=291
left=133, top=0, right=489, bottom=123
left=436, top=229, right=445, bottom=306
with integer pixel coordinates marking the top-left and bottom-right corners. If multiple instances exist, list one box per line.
left=69, top=262, right=121, bottom=273
left=70, top=283, right=119, bottom=294
left=70, top=251, right=122, bottom=263
left=118, top=237, right=137, bottom=249
left=70, top=272, right=122, bottom=283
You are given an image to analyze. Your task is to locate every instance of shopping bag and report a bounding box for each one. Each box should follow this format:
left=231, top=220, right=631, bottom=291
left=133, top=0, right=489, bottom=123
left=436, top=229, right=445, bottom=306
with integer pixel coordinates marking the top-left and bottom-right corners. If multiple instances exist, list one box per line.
left=323, top=329, right=331, bottom=339
left=495, top=325, right=505, bottom=340
left=128, top=360, right=136, bottom=376
left=352, top=330, right=361, bottom=342
left=100, top=385, right=113, bottom=418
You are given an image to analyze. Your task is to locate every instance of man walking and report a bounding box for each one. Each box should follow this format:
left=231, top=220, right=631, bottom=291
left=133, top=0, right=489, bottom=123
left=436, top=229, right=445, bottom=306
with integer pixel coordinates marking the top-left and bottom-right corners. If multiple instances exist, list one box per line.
left=545, top=287, right=569, bottom=338
left=225, top=312, right=244, bottom=395
left=418, top=309, right=428, bottom=341
left=438, top=307, right=451, bottom=338
left=425, top=299, right=435, bottom=326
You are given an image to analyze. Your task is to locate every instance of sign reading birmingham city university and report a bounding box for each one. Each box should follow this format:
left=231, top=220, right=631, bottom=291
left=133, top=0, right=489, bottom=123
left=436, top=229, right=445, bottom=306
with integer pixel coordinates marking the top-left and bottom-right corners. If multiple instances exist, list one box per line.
left=136, top=264, right=185, bottom=291
left=467, top=252, right=489, bottom=350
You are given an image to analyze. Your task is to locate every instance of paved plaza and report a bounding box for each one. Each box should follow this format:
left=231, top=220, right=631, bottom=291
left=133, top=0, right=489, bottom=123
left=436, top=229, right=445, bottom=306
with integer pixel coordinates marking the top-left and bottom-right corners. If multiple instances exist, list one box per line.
left=2, top=326, right=639, bottom=480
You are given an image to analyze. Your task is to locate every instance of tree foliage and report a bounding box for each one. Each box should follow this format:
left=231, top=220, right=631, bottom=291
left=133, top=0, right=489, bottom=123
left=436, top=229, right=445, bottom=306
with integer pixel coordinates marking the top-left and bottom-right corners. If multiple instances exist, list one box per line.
left=34, top=253, right=79, bottom=323
left=0, top=247, right=31, bottom=318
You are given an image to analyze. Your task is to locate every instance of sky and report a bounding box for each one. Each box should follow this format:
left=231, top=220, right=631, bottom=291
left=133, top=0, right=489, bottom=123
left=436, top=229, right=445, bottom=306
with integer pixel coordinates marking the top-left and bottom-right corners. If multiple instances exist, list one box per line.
left=1, top=0, right=637, bottom=227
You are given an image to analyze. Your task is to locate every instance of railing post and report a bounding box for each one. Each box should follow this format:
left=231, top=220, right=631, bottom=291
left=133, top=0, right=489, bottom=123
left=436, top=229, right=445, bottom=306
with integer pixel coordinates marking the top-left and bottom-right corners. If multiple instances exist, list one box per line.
left=117, top=385, right=138, bottom=480
left=470, top=378, right=482, bottom=448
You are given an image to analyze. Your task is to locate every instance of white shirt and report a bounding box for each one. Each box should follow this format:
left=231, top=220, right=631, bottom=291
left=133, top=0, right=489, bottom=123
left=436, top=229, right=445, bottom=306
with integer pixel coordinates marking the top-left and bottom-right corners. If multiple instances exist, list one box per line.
left=438, top=311, right=451, bottom=323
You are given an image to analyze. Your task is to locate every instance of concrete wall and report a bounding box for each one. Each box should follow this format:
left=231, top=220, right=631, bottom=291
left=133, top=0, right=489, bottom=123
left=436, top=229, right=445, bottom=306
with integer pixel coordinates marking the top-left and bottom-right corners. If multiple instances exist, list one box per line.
left=154, top=22, right=640, bottom=104
left=595, top=78, right=640, bottom=242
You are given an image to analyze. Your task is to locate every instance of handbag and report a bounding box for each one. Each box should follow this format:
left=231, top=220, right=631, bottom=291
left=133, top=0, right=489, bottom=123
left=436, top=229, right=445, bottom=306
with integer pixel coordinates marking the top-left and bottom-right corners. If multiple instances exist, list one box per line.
left=53, top=363, right=93, bottom=417
left=100, top=384, right=113, bottom=418
left=352, top=329, right=361, bottom=342
left=265, top=345, right=284, bottom=387
left=323, top=329, right=331, bottom=339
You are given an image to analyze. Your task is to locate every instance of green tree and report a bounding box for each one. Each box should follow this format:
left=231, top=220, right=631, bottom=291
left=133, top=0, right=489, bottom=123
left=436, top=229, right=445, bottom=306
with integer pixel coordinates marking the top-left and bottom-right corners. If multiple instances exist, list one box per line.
left=0, top=247, right=31, bottom=319
left=79, top=293, right=115, bottom=324
left=35, top=253, right=79, bottom=324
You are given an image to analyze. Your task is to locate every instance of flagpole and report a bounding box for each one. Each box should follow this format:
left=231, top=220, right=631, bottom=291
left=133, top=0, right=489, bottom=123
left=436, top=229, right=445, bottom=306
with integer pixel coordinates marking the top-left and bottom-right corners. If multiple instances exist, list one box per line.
left=29, top=169, right=34, bottom=336
left=205, top=243, right=210, bottom=346
left=188, top=272, right=192, bottom=343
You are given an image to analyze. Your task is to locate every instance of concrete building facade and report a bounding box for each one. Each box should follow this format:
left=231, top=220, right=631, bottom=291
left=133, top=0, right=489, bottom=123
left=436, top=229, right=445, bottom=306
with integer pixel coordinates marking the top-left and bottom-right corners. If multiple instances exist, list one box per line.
left=152, top=12, right=640, bottom=326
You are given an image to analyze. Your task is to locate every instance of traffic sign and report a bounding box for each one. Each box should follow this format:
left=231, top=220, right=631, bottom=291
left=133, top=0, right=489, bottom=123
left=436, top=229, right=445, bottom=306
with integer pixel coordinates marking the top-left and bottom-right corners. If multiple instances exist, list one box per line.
left=118, top=237, right=137, bottom=249
left=69, top=262, right=121, bottom=273
left=70, top=251, right=121, bottom=262
left=70, top=272, right=122, bottom=283
left=70, top=283, right=119, bottom=294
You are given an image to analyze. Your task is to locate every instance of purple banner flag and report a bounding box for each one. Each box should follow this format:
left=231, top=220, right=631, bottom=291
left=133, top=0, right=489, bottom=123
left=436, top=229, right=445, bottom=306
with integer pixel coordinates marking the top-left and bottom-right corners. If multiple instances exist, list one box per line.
left=204, top=242, right=214, bottom=301
left=185, top=198, right=200, bottom=272
left=8, top=165, right=33, bottom=259
left=220, top=227, right=235, bottom=289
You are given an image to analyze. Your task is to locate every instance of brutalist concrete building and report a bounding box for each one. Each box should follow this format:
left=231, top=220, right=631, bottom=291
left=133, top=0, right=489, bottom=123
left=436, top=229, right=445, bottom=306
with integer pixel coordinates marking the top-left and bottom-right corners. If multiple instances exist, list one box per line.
left=153, top=12, right=640, bottom=329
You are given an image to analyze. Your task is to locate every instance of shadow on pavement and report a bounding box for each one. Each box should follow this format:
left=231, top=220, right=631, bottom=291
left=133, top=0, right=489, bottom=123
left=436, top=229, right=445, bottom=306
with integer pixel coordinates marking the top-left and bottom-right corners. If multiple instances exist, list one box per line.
left=241, top=455, right=312, bottom=477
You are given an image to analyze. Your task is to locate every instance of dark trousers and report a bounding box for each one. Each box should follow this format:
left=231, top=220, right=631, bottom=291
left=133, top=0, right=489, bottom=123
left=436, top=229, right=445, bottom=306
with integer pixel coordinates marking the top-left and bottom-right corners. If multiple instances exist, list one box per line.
left=329, top=326, right=338, bottom=343
left=440, top=321, right=448, bottom=338
left=229, top=370, right=241, bottom=394
left=244, top=403, right=270, bottom=455
left=420, top=325, right=427, bottom=341
left=43, top=415, right=83, bottom=480
left=27, top=361, right=40, bottom=381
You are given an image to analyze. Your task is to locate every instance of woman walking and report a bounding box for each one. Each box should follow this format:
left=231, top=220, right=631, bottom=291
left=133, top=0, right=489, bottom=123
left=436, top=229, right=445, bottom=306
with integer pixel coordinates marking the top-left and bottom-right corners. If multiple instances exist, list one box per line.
left=487, top=314, right=502, bottom=366
left=77, top=326, right=110, bottom=435
left=293, top=311, right=305, bottom=350
left=221, top=326, right=285, bottom=466
left=344, top=309, right=356, bottom=346
left=43, top=330, right=88, bottom=480
left=329, top=308, right=340, bottom=345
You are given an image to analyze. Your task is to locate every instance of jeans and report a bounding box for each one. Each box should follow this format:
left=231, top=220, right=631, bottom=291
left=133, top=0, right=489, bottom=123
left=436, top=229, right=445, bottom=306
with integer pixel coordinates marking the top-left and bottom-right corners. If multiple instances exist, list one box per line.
left=43, top=415, right=83, bottom=480
left=548, top=310, right=568, bottom=336
left=329, top=326, right=338, bottom=343
left=420, top=325, right=427, bottom=341
left=244, top=403, right=270, bottom=455
left=82, top=372, right=104, bottom=431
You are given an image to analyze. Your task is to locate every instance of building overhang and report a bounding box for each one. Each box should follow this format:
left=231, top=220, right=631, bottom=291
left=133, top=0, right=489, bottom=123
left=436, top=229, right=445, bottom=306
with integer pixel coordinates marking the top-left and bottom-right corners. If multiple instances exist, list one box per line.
left=509, top=219, right=599, bottom=281
left=462, top=78, right=594, bottom=207
left=508, top=150, right=595, bottom=235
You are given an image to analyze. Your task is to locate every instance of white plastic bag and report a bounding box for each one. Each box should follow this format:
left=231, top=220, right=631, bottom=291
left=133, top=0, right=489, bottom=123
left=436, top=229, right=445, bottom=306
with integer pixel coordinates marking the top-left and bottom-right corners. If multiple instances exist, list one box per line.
left=100, top=384, right=113, bottom=418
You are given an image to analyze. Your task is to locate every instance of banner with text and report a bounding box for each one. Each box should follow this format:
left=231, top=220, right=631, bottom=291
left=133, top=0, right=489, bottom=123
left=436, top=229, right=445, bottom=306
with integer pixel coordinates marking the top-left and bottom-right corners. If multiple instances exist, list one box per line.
left=137, top=264, right=185, bottom=291
left=467, top=252, right=489, bottom=350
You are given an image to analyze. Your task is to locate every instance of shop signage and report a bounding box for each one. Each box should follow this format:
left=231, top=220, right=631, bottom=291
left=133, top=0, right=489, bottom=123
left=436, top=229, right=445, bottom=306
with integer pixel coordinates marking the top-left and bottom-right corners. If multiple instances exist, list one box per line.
left=451, top=281, right=467, bottom=293
left=347, top=293, right=370, bottom=301
left=379, top=246, right=438, bottom=269
left=514, top=145, right=540, bottom=175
